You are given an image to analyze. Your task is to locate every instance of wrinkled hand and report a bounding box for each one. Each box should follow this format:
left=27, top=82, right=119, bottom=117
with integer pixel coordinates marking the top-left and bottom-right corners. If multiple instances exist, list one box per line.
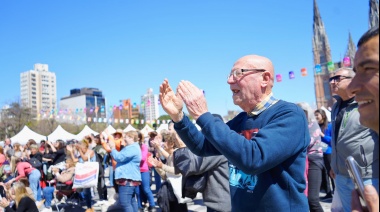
left=148, top=156, right=163, bottom=168
left=151, top=138, right=161, bottom=149
left=159, top=79, right=184, bottom=122
left=352, top=185, right=379, bottom=212
left=177, top=80, right=208, bottom=120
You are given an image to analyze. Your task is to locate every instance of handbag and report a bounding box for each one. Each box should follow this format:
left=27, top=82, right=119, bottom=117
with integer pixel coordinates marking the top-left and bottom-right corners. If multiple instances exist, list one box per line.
left=72, top=154, right=99, bottom=189
left=28, top=158, right=42, bottom=169
left=166, top=173, right=193, bottom=204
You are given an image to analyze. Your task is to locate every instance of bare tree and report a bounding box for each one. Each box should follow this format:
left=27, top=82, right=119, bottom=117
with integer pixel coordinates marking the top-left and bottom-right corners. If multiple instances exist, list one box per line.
left=0, top=102, right=33, bottom=140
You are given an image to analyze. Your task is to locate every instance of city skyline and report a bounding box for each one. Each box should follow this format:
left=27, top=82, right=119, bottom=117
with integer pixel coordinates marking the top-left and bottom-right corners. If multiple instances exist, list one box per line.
left=0, top=0, right=375, bottom=117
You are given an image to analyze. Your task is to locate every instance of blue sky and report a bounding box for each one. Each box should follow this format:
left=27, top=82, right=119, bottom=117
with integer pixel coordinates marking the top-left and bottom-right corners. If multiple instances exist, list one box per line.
left=0, top=0, right=370, bottom=117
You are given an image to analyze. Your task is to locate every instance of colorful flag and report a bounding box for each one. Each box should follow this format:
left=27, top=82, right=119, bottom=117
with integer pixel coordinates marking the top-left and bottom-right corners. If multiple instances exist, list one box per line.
left=301, top=68, right=307, bottom=76
left=289, top=71, right=295, bottom=79
left=315, top=64, right=322, bottom=74
left=327, top=61, right=335, bottom=72
left=276, top=74, right=282, bottom=82
left=343, top=57, right=351, bottom=67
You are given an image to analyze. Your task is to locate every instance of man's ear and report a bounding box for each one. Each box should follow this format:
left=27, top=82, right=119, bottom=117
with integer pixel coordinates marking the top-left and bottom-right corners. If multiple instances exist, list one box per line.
left=261, top=71, right=272, bottom=87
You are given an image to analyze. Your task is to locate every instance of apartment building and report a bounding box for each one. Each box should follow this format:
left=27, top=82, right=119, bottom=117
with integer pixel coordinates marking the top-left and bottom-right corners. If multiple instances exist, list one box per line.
left=20, top=64, right=57, bottom=116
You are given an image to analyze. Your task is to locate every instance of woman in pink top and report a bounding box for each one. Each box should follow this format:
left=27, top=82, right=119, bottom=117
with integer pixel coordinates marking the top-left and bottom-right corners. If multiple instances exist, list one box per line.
left=7, top=157, right=42, bottom=201
left=136, top=131, right=156, bottom=212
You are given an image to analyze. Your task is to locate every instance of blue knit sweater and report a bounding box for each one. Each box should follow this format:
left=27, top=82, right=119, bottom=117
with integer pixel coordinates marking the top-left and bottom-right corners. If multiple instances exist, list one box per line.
left=175, top=100, right=309, bottom=211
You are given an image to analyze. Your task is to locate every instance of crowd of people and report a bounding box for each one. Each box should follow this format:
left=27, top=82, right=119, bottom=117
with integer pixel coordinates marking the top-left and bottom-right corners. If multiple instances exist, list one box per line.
left=0, top=25, right=378, bottom=212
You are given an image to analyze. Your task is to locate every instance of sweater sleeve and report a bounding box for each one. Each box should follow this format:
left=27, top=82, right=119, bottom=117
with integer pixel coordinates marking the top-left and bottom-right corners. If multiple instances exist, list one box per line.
left=174, top=115, right=222, bottom=156
left=193, top=155, right=227, bottom=175
left=177, top=106, right=309, bottom=175
left=4, top=205, right=15, bottom=212
left=162, top=164, right=175, bottom=174
left=154, top=167, right=167, bottom=181
left=111, top=148, right=135, bottom=163
left=15, top=164, right=27, bottom=181
left=321, top=123, right=332, bottom=145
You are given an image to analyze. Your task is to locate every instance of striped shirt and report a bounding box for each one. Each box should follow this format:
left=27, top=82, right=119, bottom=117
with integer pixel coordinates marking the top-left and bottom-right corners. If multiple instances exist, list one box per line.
left=249, top=93, right=279, bottom=116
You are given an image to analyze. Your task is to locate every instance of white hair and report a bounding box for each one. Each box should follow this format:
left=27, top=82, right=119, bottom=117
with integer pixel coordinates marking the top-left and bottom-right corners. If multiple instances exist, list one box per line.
left=296, top=102, right=316, bottom=123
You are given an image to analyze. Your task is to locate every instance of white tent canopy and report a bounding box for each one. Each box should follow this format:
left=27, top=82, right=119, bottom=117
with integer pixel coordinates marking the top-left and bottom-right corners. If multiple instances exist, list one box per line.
left=140, top=125, right=155, bottom=137
left=123, top=124, right=136, bottom=132
left=104, top=125, right=116, bottom=135
left=76, top=125, right=99, bottom=141
left=10, top=126, right=46, bottom=145
left=156, top=124, right=168, bottom=132
left=47, top=125, right=77, bottom=141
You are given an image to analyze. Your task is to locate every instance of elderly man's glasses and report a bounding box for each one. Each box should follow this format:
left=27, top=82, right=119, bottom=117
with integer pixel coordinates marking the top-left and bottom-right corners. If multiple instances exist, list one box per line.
left=329, top=75, right=352, bottom=83
left=228, top=69, right=266, bottom=81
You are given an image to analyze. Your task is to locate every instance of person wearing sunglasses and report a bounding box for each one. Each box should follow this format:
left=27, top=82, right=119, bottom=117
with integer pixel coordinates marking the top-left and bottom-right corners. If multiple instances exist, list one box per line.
left=159, top=55, right=310, bottom=211
left=329, top=67, right=378, bottom=212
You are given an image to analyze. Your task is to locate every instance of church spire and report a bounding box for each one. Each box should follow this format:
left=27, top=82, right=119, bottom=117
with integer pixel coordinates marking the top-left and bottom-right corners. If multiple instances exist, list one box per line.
left=312, top=0, right=332, bottom=65
left=312, top=0, right=333, bottom=109
left=369, top=0, right=379, bottom=28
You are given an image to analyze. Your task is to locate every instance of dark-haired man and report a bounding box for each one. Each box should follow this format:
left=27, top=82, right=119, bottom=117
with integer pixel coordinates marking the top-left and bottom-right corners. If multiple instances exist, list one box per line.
left=348, top=25, right=379, bottom=212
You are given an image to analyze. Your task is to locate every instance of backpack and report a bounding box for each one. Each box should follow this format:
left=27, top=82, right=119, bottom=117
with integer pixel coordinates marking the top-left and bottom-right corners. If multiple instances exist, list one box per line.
left=28, top=158, right=42, bottom=169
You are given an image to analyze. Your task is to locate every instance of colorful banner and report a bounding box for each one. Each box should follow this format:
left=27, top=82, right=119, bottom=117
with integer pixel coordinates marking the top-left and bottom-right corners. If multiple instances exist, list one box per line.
left=289, top=71, right=295, bottom=79
left=301, top=68, right=307, bottom=77
left=327, top=61, right=335, bottom=72
left=343, top=57, right=351, bottom=67
left=315, top=64, right=322, bottom=74
left=276, top=74, right=282, bottom=82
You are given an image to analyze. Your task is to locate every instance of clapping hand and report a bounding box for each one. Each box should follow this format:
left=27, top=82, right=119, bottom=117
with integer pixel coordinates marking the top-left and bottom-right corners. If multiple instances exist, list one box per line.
left=0, top=197, right=9, bottom=208
left=151, top=138, right=161, bottom=149
left=148, top=156, right=163, bottom=168
left=66, top=145, right=73, bottom=152
left=159, top=79, right=184, bottom=122
left=177, top=80, right=208, bottom=120
left=108, top=140, right=116, bottom=149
